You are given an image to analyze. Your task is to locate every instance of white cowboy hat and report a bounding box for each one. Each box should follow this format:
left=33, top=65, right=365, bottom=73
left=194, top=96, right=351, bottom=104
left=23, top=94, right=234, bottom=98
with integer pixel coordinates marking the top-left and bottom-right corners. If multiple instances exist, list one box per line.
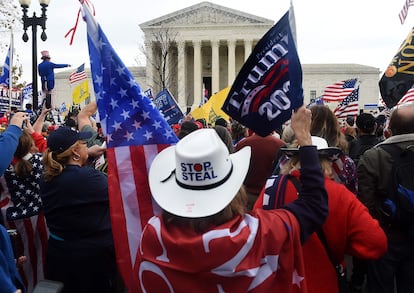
left=280, top=136, right=343, bottom=161
left=149, top=128, right=251, bottom=218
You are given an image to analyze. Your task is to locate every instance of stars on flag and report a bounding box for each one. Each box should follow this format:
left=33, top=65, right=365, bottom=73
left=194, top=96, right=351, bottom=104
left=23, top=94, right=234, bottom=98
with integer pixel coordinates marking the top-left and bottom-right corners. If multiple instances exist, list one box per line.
left=292, top=269, right=305, bottom=287
left=69, top=63, right=87, bottom=84
left=4, top=154, right=44, bottom=220
left=322, top=78, right=358, bottom=102
left=333, top=87, right=360, bottom=119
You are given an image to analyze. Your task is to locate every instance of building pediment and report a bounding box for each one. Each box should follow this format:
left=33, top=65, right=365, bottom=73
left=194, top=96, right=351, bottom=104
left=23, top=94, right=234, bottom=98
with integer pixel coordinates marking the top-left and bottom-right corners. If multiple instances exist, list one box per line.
left=140, top=1, right=274, bottom=28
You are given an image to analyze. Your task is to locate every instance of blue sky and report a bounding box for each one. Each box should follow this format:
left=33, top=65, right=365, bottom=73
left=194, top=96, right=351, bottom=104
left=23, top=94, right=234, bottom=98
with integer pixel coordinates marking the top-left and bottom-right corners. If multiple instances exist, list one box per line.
left=10, top=0, right=414, bottom=83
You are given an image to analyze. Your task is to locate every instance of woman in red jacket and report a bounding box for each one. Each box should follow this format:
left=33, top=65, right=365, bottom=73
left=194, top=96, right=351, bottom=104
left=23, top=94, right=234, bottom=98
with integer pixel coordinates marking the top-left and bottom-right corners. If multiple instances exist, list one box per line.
left=254, top=136, right=388, bottom=293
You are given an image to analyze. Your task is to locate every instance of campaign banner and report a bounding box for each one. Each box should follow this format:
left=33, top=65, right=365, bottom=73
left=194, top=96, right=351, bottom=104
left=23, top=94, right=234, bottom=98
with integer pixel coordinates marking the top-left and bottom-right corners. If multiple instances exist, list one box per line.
left=153, top=89, right=184, bottom=125
left=379, top=26, right=414, bottom=108
left=221, top=8, right=303, bottom=137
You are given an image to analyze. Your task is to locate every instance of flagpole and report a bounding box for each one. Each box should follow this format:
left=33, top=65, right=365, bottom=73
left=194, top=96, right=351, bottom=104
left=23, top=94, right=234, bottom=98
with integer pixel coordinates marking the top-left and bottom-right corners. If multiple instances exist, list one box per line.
left=8, top=30, right=13, bottom=111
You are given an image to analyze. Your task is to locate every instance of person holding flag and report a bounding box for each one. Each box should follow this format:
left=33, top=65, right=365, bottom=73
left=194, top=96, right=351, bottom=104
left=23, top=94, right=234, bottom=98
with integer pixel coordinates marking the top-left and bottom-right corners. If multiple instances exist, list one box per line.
left=136, top=105, right=329, bottom=292
left=221, top=5, right=303, bottom=137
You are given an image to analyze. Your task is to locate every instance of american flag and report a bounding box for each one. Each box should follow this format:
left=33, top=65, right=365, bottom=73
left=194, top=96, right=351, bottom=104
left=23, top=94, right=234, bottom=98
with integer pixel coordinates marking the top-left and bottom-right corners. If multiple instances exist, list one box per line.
left=333, top=87, right=360, bottom=119
left=81, top=3, right=178, bottom=291
left=0, top=176, right=48, bottom=293
left=397, top=85, right=414, bottom=106
left=322, top=78, right=357, bottom=102
left=69, top=63, right=87, bottom=84
left=399, top=0, right=414, bottom=24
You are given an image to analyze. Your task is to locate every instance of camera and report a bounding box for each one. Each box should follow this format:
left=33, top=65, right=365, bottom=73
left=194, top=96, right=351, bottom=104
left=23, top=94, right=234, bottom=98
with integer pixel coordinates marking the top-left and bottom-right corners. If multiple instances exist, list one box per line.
left=7, top=229, right=24, bottom=259
left=8, top=110, right=28, bottom=128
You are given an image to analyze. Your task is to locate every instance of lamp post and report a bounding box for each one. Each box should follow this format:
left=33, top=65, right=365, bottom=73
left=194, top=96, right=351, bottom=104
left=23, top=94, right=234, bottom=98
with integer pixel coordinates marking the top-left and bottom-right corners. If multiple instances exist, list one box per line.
left=19, top=0, right=51, bottom=111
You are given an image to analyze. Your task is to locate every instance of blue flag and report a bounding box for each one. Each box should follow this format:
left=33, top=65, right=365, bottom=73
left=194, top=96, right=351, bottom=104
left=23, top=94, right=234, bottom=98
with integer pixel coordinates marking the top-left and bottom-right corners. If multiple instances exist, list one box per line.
left=153, top=89, right=184, bottom=125
left=222, top=8, right=303, bottom=137
left=0, top=46, right=11, bottom=87
left=306, top=96, right=324, bottom=108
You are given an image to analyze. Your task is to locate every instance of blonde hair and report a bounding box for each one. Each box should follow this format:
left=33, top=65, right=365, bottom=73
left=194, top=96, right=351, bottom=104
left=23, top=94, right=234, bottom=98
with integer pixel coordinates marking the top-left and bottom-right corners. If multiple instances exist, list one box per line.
left=42, top=141, right=83, bottom=182
left=280, top=140, right=333, bottom=178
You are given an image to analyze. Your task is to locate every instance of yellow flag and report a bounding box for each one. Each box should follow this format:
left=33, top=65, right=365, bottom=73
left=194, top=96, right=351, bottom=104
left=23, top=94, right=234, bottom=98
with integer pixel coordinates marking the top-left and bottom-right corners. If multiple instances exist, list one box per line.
left=72, top=80, right=90, bottom=104
left=190, top=87, right=230, bottom=125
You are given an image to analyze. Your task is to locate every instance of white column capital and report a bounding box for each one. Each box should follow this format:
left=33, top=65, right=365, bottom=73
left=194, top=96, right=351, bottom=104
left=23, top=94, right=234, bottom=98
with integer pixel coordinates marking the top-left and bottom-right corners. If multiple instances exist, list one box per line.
left=192, top=40, right=202, bottom=47
left=227, top=39, right=236, bottom=46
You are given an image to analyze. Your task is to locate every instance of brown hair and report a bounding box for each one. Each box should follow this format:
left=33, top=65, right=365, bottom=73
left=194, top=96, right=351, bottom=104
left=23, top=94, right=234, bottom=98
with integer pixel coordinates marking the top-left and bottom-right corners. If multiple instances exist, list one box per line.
left=214, top=125, right=234, bottom=153
left=162, top=187, right=247, bottom=234
left=231, top=121, right=247, bottom=144
left=13, top=132, right=35, bottom=177
left=42, top=140, right=83, bottom=182
left=310, top=105, right=349, bottom=153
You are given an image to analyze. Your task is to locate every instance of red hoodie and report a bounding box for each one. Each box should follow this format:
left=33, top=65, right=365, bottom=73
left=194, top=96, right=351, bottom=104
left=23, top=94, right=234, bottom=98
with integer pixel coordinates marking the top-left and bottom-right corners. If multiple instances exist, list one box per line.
left=254, top=170, right=387, bottom=293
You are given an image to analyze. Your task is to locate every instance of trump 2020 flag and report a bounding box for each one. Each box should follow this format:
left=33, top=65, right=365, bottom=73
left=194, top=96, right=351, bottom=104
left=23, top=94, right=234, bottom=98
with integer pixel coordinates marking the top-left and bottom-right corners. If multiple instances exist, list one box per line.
left=81, top=2, right=178, bottom=291
left=222, top=7, right=303, bottom=137
left=379, top=26, right=414, bottom=108
left=153, top=89, right=184, bottom=125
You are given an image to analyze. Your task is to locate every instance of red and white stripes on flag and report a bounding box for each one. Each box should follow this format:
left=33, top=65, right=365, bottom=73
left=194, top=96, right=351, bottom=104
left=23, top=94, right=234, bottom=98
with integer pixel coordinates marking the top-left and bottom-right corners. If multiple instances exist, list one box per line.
left=69, top=63, right=87, bottom=85
left=397, top=87, right=414, bottom=105
left=106, top=145, right=169, bottom=290
left=322, top=78, right=357, bottom=102
left=0, top=177, right=49, bottom=293
left=333, top=87, right=360, bottom=119
left=399, top=0, right=414, bottom=24
left=81, top=1, right=179, bottom=291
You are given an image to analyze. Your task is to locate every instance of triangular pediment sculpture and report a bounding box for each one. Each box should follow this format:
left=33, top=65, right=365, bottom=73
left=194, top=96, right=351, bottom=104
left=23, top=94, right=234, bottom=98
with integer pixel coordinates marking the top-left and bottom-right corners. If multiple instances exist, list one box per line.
left=140, top=2, right=274, bottom=28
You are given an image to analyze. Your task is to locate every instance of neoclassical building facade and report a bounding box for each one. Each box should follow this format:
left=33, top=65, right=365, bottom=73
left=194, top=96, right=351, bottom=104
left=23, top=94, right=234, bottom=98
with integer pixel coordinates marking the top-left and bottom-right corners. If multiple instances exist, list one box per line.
left=54, top=1, right=381, bottom=113
left=140, top=2, right=274, bottom=110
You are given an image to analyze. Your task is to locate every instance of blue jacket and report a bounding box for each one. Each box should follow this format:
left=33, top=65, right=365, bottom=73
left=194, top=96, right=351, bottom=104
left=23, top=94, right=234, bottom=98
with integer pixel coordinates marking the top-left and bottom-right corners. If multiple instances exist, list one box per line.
left=38, top=60, right=70, bottom=91
left=0, top=225, right=26, bottom=293
left=0, top=125, right=21, bottom=176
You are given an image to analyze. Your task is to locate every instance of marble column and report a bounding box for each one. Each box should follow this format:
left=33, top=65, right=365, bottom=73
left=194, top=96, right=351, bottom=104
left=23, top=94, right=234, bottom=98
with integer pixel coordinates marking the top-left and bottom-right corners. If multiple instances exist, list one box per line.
left=193, top=40, right=202, bottom=109
left=227, top=39, right=236, bottom=86
left=177, top=41, right=186, bottom=110
left=145, top=41, right=153, bottom=91
left=211, top=40, right=220, bottom=95
left=244, top=39, right=253, bottom=61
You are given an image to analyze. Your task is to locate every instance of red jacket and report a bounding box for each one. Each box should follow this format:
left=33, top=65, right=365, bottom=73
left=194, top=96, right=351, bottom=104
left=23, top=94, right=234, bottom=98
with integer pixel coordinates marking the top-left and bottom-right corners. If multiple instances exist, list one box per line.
left=254, top=170, right=387, bottom=293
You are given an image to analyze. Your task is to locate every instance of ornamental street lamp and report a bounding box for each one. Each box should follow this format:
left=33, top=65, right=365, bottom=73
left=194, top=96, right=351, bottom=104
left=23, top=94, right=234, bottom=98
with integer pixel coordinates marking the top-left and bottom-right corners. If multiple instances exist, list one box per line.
left=19, top=0, right=51, bottom=111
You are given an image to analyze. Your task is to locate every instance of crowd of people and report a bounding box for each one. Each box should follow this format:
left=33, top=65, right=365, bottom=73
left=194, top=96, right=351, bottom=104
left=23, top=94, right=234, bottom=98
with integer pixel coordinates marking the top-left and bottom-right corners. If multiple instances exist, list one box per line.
left=0, top=99, right=413, bottom=293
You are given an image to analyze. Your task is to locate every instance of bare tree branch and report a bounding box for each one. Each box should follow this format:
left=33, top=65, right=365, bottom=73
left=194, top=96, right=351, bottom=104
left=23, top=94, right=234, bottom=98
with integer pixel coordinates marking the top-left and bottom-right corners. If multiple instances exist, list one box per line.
left=141, top=27, right=178, bottom=91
